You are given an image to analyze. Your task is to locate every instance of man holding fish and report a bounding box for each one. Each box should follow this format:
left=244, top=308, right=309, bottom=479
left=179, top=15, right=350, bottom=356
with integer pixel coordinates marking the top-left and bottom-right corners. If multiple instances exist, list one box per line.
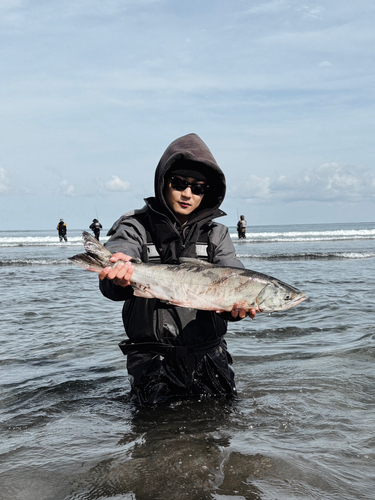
left=74, top=134, right=304, bottom=406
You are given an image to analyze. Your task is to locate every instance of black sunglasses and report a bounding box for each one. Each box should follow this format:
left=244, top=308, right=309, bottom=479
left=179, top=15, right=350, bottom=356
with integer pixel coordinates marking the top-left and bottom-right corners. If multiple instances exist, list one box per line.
left=169, top=176, right=208, bottom=196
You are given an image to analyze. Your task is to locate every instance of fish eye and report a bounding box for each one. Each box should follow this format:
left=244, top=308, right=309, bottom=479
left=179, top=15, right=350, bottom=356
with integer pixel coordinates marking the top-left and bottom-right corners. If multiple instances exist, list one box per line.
left=285, top=295, right=291, bottom=300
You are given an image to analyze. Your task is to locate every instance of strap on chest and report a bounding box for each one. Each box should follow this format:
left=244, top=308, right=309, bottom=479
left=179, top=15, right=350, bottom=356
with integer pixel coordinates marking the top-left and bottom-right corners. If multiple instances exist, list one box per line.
left=135, top=212, right=210, bottom=263
left=144, top=235, right=209, bottom=262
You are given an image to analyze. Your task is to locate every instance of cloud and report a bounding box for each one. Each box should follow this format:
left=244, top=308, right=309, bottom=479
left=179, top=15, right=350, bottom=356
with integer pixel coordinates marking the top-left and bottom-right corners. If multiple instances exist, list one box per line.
left=242, top=174, right=271, bottom=198
left=238, top=163, right=375, bottom=204
left=298, top=5, right=325, bottom=20
left=318, top=61, right=333, bottom=67
left=105, top=175, right=130, bottom=192
left=0, top=167, right=9, bottom=193
left=59, top=180, right=75, bottom=196
left=244, top=0, right=288, bottom=16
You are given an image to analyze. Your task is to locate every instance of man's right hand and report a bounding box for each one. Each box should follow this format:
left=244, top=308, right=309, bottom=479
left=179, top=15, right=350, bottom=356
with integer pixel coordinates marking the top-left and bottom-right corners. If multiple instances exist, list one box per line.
left=99, top=253, right=135, bottom=287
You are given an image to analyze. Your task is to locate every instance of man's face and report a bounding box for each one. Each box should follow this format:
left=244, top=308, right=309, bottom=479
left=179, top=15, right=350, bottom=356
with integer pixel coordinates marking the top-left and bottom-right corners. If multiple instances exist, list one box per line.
left=163, top=175, right=207, bottom=225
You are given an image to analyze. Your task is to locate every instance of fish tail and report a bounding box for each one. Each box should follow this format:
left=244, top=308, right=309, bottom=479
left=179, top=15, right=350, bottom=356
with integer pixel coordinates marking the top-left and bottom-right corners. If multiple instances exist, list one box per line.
left=68, top=253, right=106, bottom=273
left=82, top=231, right=112, bottom=259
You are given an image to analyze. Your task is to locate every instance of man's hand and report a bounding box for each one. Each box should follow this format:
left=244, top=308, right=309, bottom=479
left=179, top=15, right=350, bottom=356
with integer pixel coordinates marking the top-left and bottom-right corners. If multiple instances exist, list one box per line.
left=215, top=303, right=259, bottom=320
left=99, top=253, right=135, bottom=287
left=230, top=303, right=258, bottom=320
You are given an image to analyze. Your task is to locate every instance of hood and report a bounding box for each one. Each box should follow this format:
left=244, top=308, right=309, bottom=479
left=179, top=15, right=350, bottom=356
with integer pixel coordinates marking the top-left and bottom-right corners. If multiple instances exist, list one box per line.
left=151, top=133, right=226, bottom=223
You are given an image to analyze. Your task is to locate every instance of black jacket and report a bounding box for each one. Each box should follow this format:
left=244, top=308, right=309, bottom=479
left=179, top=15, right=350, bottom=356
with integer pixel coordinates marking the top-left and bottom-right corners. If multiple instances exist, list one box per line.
left=100, top=133, right=244, bottom=405
left=89, top=221, right=102, bottom=232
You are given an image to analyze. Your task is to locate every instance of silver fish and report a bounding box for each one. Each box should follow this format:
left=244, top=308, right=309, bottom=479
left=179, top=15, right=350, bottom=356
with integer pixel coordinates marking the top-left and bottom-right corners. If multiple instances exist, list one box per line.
left=69, top=231, right=306, bottom=313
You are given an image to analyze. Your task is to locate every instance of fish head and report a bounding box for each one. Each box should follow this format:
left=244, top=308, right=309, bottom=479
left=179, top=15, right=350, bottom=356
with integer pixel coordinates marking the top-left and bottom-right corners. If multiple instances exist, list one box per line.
left=256, top=280, right=306, bottom=313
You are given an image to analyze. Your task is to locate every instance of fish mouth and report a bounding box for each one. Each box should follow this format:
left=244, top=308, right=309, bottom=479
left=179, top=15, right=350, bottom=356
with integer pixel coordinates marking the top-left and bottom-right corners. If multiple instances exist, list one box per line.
left=296, top=293, right=306, bottom=304
left=286, top=294, right=306, bottom=309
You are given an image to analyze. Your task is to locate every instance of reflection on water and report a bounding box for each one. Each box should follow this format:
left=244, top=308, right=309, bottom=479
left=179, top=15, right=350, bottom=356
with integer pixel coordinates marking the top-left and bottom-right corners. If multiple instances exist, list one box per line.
left=66, top=400, right=265, bottom=500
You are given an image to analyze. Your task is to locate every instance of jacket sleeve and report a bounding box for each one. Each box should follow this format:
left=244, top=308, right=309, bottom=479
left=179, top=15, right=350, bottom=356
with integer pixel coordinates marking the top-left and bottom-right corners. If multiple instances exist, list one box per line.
left=99, top=218, right=146, bottom=302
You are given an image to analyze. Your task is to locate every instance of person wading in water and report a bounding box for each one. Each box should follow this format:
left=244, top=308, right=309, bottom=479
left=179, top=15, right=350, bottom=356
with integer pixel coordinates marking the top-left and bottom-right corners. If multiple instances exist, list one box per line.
left=98, top=133, right=257, bottom=406
left=237, top=215, right=247, bottom=239
left=89, top=219, right=103, bottom=241
left=57, top=219, right=67, bottom=242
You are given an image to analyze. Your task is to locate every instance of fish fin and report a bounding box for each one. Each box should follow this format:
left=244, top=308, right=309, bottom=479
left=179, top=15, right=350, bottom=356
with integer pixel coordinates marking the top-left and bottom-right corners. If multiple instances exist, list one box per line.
left=129, top=257, right=142, bottom=264
left=166, top=289, right=232, bottom=311
left=179, top=257, right=215, bottom=267
left=133, top=289, right=156, bottom=299
left=132, top=283, right=156, bottom=299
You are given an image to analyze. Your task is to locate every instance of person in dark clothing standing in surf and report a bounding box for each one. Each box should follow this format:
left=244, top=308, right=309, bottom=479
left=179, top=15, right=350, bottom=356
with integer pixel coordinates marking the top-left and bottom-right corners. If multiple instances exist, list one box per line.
left=89, top=219, right=103, bottom=241
left=237, top=215, right=247, bottom=239
left=57, top=219, right=68, bottom=242
left=99, top=133, right=257, bottom=406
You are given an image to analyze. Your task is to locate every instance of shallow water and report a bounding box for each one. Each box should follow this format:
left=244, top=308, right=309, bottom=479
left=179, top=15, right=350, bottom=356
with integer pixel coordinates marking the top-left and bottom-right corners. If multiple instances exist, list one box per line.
left=1, top=223, right=375, bottom=499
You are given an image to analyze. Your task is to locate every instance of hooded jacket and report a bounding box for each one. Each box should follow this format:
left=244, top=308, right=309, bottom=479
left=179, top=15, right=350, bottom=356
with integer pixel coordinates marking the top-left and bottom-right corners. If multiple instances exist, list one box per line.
left=100, top=133, right=244, bottom=405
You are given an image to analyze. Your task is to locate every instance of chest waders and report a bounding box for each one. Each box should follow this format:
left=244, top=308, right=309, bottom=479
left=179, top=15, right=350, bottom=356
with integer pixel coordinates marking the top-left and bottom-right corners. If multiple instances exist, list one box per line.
left=117, top=217, right=220, bottom=359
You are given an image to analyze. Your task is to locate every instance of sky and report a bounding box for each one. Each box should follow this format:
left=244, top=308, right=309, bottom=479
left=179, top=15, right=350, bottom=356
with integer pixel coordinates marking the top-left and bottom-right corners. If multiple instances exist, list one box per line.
left=0, top=0, right=374, bottom=230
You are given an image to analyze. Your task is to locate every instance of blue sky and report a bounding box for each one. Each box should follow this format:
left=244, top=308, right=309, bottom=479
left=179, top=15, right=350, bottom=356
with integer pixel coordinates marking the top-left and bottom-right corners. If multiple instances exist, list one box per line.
left=1, top=0, right=374, bottom=230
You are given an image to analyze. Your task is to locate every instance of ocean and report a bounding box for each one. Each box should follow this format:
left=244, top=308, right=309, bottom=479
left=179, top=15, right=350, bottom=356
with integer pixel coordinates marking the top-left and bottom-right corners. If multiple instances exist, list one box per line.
left=1, top=222, right=375, bottom=500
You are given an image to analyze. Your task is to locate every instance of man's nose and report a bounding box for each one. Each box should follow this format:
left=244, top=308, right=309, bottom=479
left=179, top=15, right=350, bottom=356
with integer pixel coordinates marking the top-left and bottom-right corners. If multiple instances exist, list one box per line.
left=181, top=187, right=192, bottom=196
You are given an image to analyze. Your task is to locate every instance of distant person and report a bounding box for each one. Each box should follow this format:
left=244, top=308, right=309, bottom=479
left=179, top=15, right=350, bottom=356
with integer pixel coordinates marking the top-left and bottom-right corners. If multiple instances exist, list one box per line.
left=57, top=219, right=68, bottom=242
left=237, top=215, right=247, bottom=239
left=89, top=219, right=103, bottom=241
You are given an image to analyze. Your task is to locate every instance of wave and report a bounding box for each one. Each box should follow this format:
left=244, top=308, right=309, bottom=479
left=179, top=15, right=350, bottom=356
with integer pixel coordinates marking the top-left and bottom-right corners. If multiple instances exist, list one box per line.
left=1, top=225, right=374, bottom=247
left=230, top=228, right=375, bottom=243
left=0, top=236, right=109, bottom=248
left=237, top=251, right=375, bottom=260
left=2, top=251, right=374, bottom=267
left=0, top=258, right=72, bottom=267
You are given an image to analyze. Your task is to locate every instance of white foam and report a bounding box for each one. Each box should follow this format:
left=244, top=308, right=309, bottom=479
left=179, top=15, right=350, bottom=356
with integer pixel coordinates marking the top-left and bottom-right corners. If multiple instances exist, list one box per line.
left=0, top=236, right=109, bottom=248
left=230, top=228, right=375, bottom=243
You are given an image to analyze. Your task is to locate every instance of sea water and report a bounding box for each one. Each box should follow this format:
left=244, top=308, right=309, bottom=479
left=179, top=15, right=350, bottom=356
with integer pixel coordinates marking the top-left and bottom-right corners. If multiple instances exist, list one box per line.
left=1, top=222, right=375, bottom=500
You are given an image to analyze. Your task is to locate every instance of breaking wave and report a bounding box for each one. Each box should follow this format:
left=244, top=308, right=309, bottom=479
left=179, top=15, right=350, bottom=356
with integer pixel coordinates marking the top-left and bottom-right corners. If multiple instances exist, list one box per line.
left=0, top=258, right=72, bottom=267
left=237, top=251, right=375, bottom=260
left=0, top=235, right=109, bottom=248
left=1, top=224, right=374, bottom=247
left=2, top=252, right=374, bottom=267
left=230, top=226, right=375, bottom=243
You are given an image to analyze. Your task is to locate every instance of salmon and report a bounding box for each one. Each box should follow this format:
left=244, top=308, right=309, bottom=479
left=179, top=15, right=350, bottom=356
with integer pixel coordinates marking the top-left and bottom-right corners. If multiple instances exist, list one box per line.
left=69, top=231, right=306, bottom=313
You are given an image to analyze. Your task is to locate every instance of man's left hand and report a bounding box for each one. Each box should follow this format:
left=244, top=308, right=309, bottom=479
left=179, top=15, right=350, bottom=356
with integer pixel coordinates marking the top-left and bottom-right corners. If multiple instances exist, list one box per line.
left=230, top=306, right=258, bottom=320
